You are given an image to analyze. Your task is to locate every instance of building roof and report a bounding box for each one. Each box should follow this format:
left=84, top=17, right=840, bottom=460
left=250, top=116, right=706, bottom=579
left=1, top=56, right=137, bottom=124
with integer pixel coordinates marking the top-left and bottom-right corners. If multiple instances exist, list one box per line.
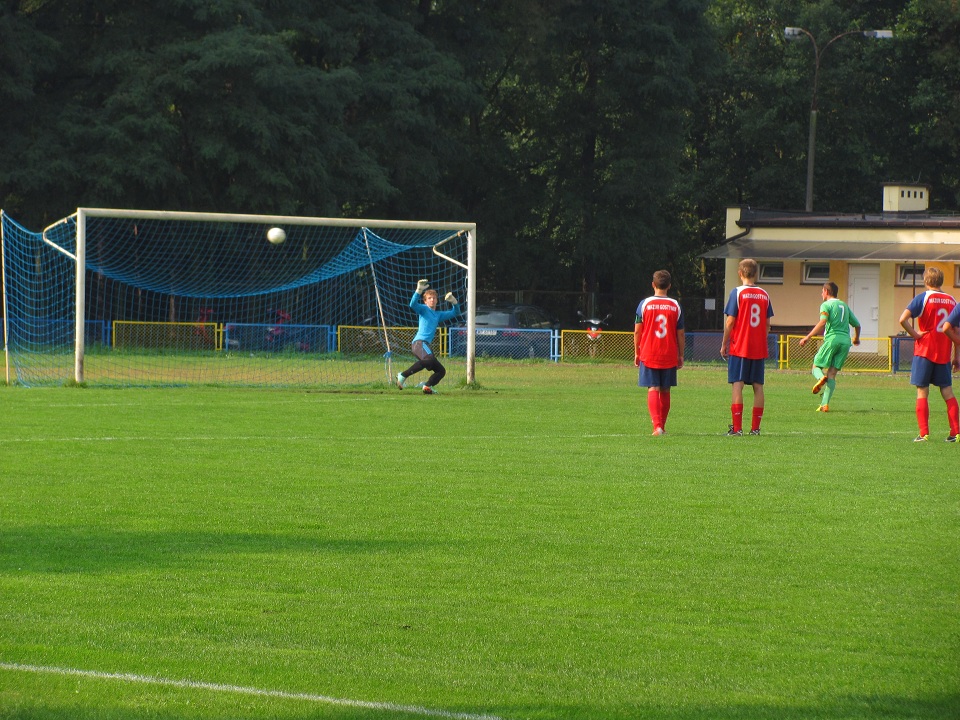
left=702, top=207, right=960, bottom=261
left=735, top=207, right=960, bottom=230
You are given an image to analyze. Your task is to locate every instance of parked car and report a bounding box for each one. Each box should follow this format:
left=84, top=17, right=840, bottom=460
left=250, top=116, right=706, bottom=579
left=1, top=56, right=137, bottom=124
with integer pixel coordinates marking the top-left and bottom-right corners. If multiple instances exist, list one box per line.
left=450, top=304, right=559, bottom=359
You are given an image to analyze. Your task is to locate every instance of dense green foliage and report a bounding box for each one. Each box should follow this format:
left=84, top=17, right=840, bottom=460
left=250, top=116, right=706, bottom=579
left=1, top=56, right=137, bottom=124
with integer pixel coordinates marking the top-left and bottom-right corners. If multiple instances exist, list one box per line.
left=1, top=365, right=958, bottom=718
left=1, top=1, right=958, bottom=316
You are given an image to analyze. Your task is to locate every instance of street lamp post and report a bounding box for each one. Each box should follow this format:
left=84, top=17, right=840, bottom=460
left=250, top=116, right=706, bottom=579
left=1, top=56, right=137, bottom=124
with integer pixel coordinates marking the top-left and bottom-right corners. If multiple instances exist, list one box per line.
left=784, top=27, right=893, bottom=212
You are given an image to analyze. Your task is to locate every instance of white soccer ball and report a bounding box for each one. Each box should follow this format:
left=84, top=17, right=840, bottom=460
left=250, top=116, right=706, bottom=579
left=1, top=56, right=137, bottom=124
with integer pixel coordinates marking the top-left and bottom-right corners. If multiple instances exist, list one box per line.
left=267, top=227, right=286, bottom=244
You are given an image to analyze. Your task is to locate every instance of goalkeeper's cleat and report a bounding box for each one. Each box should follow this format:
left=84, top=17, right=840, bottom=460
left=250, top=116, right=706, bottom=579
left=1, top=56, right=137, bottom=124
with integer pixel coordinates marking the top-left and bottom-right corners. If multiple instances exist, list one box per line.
left=812, top=376, right=828, bottom=394
left=946, top=435, right=958, bottom=443
left=725, top=425, right=743, bottom=436
left=816, top=404, right=829, bottom=413
left=396, top=372, right=406, bottom=389
left=422, top=385, right=434, bottom=395
left=748, top=429, right=761, bottom=436
left=913, top=434, right=929, bottom=442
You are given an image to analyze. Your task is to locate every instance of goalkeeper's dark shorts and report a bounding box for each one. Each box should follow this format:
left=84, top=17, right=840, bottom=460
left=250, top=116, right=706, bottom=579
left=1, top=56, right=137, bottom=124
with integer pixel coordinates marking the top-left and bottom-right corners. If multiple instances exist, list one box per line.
left=412, top=340, right=436, bottom=362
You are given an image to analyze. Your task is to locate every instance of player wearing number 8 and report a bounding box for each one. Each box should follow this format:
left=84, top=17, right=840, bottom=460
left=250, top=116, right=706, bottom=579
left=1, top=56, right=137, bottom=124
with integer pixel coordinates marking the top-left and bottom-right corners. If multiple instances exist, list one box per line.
left=898, top=267, right=960, bottom=442
left=635, top=270, right=685, bottom=436
left=721, top=259, right=773, bottom=436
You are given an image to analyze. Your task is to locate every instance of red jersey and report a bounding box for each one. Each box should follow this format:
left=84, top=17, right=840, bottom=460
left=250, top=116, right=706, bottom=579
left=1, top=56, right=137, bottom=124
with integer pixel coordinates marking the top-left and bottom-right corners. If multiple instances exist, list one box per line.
left=905, top=290, right=957, bottom=364
left=724, top=285, right=773, bottom=360
left=635, top=296, right=684, bottom=369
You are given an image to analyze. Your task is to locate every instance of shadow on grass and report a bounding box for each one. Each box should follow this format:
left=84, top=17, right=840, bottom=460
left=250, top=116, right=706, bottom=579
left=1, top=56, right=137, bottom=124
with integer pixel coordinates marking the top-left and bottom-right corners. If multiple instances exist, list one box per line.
left=4, top=693, right=959, bottom=720
left=521, top=693, right=960, bottom=720
left=0, top=525, right=426, bottom=575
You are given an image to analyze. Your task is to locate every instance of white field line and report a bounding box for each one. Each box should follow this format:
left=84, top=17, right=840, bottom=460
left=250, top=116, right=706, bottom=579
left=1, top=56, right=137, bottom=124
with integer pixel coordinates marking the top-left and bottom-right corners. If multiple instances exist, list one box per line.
left=0, top=662, right=504, bottom=720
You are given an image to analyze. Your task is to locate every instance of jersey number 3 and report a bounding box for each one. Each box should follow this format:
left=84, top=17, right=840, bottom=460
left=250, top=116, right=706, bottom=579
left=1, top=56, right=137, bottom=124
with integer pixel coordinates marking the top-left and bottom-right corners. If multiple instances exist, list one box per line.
left=654, top=314, right=669, bottom=339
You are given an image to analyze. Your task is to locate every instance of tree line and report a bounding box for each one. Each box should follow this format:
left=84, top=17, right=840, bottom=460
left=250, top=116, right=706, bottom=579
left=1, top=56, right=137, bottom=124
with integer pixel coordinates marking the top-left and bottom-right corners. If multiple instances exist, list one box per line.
left=1, top=0, right=957, bottom=326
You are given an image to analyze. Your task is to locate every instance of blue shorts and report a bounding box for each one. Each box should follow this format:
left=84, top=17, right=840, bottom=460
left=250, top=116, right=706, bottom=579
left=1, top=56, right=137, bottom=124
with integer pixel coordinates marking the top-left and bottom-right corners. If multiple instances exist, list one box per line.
left=910, top=356, right=953, bottom=388
left=638, top=363, right=677, bottom=388
left=727, top=356, right=765, bottom=385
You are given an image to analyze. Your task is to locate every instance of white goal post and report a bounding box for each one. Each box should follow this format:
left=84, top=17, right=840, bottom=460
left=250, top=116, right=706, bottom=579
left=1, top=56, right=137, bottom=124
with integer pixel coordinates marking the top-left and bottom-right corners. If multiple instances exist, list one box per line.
left=20, top=208, right=477, bottom=388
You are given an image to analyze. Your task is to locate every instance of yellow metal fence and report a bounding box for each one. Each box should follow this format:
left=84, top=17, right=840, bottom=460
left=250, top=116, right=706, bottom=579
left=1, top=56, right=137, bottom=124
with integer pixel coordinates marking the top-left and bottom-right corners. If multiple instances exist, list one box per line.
left=780, top=335, right=893, bottom=373
left=561, top=329, right=634, bottom=361
left=103, top=322, right=916, bottom=374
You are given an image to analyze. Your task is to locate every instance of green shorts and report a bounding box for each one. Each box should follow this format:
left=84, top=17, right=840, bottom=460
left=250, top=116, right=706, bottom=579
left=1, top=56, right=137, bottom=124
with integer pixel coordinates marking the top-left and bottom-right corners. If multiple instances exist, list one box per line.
left=813, top=336, right=852, bottom=370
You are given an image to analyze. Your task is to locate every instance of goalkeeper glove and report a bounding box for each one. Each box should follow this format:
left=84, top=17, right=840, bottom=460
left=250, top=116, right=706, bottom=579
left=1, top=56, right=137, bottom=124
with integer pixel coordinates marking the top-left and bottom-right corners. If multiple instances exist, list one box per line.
left=416, top=279, right=430, bottom=294
left=444, top=292, right=459, bottom=305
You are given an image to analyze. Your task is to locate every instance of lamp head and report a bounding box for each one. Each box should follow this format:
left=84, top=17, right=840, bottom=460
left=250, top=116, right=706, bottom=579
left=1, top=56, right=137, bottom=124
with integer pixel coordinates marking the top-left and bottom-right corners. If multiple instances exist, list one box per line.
left=864, top=29, right=894, bottom=39
left=784, top=26, right=804, bottom=40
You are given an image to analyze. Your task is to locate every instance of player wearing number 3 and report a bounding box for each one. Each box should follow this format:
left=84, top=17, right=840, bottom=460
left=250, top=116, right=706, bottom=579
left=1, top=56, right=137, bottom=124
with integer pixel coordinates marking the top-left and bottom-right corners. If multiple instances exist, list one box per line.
left=898, top=267, right=959, bottom=442
left=720, top=258, right=773, bottom=436
left=635, top=270, right=685, bottom=436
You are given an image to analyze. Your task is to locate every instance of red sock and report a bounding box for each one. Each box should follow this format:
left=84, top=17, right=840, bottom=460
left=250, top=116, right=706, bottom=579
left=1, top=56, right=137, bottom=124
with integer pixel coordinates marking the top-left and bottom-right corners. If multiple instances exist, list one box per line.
left=731, top=403, right=744, bottom=432
left=647, top=389, right=661, bottom=429
left=947, top=397, right=960, bottom=436
left=917, top=397, right=930, bottom=436
left=659, top=390, right=671, bottom=429
left=752, top=407, right=764, bottom=432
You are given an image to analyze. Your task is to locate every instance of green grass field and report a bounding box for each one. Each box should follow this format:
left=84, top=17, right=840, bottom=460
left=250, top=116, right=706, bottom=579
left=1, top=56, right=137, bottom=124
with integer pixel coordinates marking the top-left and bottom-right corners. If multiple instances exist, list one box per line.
left=1, top=363, right=957, bottom=720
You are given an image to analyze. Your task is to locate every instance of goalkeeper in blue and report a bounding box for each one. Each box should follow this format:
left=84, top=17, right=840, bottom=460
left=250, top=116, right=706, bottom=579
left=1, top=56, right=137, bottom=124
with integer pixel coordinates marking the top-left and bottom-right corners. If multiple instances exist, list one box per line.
left=397, top=279, right=462, bottom=394
left=798, top=281, right=861, bottom=412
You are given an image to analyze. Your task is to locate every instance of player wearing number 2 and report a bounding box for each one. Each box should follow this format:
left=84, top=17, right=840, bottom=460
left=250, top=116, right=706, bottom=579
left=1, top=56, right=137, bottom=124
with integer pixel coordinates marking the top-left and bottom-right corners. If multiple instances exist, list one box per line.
left=720, top=258, right=773, bottom=436
left=635, top=270, right=685, bottom=436
left=898, top=267, right=959, bottom=442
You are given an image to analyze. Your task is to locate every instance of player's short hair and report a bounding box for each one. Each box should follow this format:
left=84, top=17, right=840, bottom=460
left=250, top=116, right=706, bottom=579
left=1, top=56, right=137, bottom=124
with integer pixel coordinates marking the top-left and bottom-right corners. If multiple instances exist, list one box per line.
left=738, top=258, right=758, bottom=280
left=823, top=281, right=838, bottom=297
left=423, top=288, right=438, bottom=299
left=924, top=267, right=944, bottom=288
left=653, top=270, right=672, bottom=290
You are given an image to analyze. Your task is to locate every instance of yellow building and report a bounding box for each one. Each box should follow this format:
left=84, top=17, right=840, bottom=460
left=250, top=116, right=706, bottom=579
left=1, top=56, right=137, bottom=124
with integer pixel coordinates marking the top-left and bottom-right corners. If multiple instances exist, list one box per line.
left=704, top=183, right=960, bottom=338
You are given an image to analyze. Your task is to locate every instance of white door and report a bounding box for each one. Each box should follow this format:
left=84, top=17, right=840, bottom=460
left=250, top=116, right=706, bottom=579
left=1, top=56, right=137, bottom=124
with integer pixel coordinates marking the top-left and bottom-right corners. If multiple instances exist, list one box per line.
left=847, top=264, right=880, bottom=352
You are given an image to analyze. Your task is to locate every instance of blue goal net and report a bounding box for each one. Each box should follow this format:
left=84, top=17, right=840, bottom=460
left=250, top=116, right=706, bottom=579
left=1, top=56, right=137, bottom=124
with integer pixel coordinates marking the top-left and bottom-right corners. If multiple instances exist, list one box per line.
left=1, top=209, right=474, bottom=387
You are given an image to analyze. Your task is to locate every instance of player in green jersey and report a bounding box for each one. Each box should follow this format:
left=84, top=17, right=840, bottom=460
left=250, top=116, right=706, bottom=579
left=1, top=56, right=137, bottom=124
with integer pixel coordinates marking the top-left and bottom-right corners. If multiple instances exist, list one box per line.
left=799, top=281, right=862, bottom=412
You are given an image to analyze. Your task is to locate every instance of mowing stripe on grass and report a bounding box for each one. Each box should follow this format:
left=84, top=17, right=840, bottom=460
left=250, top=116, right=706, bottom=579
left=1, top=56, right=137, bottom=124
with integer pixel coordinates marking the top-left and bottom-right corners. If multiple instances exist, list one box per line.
left=0, top=433, right=638, bottom=443
left=0, top=429, right=910, bottom=445
left=0, top=662, right=504, bottom=720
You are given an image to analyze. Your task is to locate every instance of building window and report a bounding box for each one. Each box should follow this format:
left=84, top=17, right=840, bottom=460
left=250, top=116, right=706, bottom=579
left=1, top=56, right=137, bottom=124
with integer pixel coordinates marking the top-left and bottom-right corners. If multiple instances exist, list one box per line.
left=758, top=262, right=783, bottom=284
left=896, top=263, right=925, bottom=287
left=802, top=263, right=830, bottom=284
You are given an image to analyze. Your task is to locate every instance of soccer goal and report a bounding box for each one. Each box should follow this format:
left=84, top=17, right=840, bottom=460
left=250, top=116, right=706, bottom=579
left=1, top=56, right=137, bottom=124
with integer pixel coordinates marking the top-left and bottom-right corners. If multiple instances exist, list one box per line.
left=1, top=208, right=476, bottom=388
